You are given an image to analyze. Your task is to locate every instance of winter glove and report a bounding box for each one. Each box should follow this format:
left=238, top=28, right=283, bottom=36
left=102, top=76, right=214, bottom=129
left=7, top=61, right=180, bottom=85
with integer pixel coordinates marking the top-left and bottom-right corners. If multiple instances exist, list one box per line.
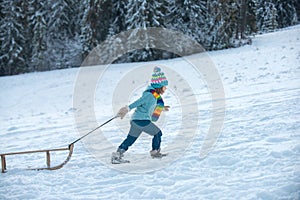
left=117, top=106, right=129, bottom=119
left=163, top=106, right=170, bottom=111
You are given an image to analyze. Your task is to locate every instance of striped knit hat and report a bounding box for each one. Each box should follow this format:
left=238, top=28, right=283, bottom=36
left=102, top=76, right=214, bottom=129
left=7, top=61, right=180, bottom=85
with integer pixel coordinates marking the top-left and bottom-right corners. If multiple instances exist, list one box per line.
left=151, top=67, right=168, bottom=88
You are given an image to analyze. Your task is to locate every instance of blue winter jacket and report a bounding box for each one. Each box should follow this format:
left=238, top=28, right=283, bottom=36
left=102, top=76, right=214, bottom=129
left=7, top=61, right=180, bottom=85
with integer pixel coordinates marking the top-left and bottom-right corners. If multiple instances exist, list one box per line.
left=128, top=86, right=157, bottom=121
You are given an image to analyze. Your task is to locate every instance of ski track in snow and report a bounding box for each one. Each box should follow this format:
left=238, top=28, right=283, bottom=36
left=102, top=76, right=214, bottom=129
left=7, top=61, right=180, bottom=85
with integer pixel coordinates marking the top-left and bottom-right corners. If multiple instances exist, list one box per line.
left=0, top=25, right=300, bottom=199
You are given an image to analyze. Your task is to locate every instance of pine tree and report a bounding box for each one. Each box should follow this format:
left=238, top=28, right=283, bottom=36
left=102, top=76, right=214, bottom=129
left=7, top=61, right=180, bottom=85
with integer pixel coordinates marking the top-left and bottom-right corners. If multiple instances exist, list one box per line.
left=234, top=0, right=255, bottom=46
left=109, top=0, right=128, bottom=35
left=96, top=0, right=128, bottom=64
left=177, top=0, right=207, bottom=44
left=63, top=0, right=83, bottom=68
left=44, top=0, right=68, bottom=69
left=45, top=0, right=83, bottom=69
left=28, top=0, right=49, bottom=71
left=165, top=0, right=207, bottom=54
left=65, top=0, right=82, bottom=38
left=80, top=0, right=104, bottom=57
left=0, top=0, right=26, bottom=75
left=80, top=0, right=113, bottom=59
left=124, top=0, right=172, bottom=62
left=205, top=0, right=239, bottom=50
left=97, top=27, right=127, bottom=64
left=125, top=0, right=150, bottom=61
left=245, top=0, right=258, bottom=35
left=297, top=1, right=300, bottom=20
left=275, top=0, right=298, bottom=28
left=80, top=0, right=93, bottom=57
left=238, top=0, right=247, bottom=39
left=257, top=0, right=278, bottom=32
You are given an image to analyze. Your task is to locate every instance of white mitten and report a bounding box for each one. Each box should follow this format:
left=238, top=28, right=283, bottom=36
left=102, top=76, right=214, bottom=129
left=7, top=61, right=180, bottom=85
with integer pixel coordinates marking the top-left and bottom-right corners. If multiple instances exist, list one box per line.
left=164, top=106, right=170, bottom=111
left=117, top=106, right=129, bottom=119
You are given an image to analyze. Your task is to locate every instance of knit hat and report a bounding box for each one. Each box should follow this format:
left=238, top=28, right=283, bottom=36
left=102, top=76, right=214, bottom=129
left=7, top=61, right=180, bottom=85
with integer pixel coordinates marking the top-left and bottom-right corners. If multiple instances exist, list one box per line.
left=151, top=67, right=168, bottom=88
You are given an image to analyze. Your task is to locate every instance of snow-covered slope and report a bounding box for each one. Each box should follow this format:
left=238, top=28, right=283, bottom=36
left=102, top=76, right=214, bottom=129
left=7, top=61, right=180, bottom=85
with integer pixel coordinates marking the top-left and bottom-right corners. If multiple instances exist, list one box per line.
left=0, top=25, right=299, bottom=199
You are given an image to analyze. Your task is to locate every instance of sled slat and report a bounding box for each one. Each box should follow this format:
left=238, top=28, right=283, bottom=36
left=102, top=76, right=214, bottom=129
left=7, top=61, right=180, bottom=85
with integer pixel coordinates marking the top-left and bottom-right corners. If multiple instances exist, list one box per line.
left=0, top=148, right=69, bottom=156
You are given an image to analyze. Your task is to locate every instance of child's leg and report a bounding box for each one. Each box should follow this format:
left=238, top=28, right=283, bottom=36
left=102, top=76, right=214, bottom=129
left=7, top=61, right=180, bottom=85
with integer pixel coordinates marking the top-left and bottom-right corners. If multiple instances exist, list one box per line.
left=118, top=121, right=142, bottom=152
left=152, top=131, right=162, bottom=150
left=135, top=121, right=162, bottom=151
left=118, top=134, right=138, bottom=151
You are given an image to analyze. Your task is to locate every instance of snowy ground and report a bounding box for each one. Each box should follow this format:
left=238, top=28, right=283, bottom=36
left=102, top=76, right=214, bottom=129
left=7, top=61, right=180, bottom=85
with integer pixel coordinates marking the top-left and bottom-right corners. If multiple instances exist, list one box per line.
left=1, top=25, right=300, bottom=199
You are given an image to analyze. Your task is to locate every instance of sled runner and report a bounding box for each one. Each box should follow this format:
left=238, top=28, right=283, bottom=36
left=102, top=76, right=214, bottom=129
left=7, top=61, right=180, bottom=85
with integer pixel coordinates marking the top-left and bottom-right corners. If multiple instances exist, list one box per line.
left=0, top=144, right=74, bottom=173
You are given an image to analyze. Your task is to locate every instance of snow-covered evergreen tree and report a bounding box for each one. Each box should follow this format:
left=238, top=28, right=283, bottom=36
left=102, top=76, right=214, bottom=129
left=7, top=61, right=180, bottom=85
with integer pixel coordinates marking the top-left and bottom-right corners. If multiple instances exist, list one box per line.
left=125, top=0, right=171, bottom=62
left=297, top=1, right=300, bottom=20
left=275, top=0, right=298, bottom=28
left=165, top=0, right=207, bottom=54
left=205, top=0, right=240, bottom=50
left=28, top=0, right=49, bottom=71
left=126, top=0, right=162, bottom=30
left=97, top=27, right=127, bottom=64
left=257, top=0, right=278, bottom=33
left=95, top=0, right=128, bottom=64
left=44, top=0, right=69, bottom=69
left=80, top=0, right=93, bottom=57
left=245, top=0, right=258, bottom=35
left=80, top=0, right=109, bottom=64
left=0, top=0, right=28, bottom=75
left=80, top=0, right=113, bottom=59
left=109, top=0, right=128, bottom=35
left=233, top=0, right=256, bottom=46
left=44, top=0, right=81, bottom=69
left=171, top=0, right=207, bottom=44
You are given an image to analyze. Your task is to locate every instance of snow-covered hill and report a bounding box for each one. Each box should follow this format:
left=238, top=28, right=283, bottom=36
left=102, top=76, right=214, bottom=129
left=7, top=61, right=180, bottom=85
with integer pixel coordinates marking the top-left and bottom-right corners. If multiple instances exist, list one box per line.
left=0, top=25, right=299, bottom=199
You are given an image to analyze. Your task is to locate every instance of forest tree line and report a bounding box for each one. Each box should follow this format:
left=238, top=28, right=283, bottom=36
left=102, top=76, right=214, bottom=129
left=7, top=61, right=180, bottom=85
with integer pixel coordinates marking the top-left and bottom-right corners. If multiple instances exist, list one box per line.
left=0, top=0, right=299, bottom=76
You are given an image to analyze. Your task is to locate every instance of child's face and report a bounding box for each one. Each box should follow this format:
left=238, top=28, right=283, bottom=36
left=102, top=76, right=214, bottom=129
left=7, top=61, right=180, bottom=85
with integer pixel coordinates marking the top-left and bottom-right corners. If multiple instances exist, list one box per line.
left=161, top=86, right=167, bottom=95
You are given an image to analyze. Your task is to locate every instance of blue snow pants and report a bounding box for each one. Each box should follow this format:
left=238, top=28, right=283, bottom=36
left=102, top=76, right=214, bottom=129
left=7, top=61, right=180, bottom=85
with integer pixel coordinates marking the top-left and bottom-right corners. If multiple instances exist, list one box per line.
left=118, top=120, right=162, bottom=152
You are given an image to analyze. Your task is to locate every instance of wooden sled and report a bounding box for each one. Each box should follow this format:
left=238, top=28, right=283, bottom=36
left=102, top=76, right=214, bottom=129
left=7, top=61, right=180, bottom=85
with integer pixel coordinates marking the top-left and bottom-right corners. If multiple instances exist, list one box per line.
left=0, top=117, right=118, bottom=173
left=0, top=144, right=74, bottom=173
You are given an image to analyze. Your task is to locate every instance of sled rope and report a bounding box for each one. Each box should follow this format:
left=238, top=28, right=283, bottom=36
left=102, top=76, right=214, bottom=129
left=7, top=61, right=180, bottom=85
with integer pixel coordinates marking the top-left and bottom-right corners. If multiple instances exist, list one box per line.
left=69, top=116, right=119, bottom=147
left=0, top=116, right=118, bottom=173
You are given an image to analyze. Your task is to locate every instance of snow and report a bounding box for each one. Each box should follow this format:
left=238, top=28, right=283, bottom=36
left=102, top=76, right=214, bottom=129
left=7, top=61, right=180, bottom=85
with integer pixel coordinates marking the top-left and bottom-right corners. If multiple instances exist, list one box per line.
left=1, top=25, right=300, bottom=199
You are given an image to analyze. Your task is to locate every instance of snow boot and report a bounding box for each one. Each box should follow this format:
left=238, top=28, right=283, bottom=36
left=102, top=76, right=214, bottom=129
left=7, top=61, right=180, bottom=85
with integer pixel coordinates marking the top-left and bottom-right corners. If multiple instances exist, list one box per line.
left=111, top=149, right=130, bottom=164
left=150, top=149, right=167, bottom=158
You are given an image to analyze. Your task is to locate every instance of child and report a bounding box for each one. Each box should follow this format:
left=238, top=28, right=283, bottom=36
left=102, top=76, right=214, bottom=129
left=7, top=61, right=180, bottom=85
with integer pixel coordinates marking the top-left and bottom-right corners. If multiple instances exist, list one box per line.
left=112, top=67, right=170, bottom=164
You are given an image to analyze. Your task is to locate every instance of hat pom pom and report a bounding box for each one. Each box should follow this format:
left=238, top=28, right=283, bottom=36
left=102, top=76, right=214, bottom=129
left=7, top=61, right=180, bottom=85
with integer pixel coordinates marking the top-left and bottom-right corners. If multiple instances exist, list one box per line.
left=153, top=66, right=161, bottom=73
